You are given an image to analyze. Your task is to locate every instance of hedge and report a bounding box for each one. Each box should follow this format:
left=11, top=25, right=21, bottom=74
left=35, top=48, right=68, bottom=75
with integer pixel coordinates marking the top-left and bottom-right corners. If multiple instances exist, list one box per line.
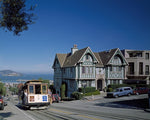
left=61, top=84, right=66, bottom=99
left=84, top=90, right=100, bottom=96
left=78, top=87, right=96, bottom=93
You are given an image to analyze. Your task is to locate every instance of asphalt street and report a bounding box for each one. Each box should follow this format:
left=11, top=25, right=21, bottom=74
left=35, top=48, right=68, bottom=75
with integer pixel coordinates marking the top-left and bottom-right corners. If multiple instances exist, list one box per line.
left=0, top=94, right=150, bottom=120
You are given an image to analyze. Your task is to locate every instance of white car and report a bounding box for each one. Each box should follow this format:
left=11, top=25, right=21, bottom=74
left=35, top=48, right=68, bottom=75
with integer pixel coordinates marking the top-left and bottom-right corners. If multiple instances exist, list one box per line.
left=107, top=87, right=133, bottom=98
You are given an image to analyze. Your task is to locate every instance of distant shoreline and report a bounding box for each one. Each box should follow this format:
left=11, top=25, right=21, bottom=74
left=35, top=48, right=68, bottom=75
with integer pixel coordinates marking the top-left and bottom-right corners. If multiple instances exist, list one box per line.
left=0, top=74, right=54, bottom=83
left=2, top=73, right=22, bottom=77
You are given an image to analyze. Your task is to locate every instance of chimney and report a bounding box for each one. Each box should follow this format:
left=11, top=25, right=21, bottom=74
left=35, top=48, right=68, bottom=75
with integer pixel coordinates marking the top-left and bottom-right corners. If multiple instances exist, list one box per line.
left=71, top=44, right=78, bottom=55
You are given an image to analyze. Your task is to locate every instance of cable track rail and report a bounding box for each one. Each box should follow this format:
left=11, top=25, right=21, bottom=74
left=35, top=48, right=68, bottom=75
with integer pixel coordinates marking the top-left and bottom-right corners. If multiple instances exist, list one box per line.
left=27, top=109, right=80, bottom=120
left=51, top=106, right=150, bottom=120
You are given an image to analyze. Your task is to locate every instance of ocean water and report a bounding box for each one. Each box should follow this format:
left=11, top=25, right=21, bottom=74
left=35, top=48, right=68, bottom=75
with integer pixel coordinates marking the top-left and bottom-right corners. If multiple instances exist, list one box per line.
left=0, top=74, right=53, bottom=83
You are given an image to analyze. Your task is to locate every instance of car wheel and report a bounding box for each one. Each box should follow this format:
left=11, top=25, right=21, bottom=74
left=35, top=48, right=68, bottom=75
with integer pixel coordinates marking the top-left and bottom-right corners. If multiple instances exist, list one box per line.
left=136, top=92, right=139, bottom=95
left=128, top=93, right=131, bottom=96
left=114, top=95, right=118, bottom=98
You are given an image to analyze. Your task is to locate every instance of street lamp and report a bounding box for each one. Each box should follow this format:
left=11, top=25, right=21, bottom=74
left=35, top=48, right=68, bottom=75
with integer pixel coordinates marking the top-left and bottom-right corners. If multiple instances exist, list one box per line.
left=82, top=81, right=87, bottom=97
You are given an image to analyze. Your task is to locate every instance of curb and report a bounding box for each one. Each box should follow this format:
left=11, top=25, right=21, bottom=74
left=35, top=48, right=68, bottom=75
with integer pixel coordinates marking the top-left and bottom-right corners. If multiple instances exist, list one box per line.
left=144, top=109, right=150, bottom=113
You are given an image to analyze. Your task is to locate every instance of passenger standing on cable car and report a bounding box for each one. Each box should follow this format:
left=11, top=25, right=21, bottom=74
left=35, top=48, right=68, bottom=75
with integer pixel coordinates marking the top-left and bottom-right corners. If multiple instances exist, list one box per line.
left=48, top=89, right=52, bottom=105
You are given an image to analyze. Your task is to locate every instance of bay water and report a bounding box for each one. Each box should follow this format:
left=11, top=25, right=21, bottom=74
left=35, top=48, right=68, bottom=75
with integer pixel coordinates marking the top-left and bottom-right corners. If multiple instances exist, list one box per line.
left=0, top=74, right=53, bottom=83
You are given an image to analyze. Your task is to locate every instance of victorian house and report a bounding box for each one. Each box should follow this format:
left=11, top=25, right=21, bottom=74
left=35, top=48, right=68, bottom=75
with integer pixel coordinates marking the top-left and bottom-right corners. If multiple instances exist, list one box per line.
left=98, top=48, right=128, bottom=86
left=53, top=45, right=128, bottom=97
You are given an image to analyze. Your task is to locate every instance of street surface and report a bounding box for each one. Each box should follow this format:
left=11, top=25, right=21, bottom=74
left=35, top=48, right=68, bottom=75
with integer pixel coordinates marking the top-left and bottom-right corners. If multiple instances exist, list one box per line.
left=0, top=94, right=150, bottom=120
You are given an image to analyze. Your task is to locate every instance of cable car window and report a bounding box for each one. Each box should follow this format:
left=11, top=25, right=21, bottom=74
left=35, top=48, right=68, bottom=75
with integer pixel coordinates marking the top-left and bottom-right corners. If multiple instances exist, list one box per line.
left=29, top=85, right=34, bottom=93
left=42, top=85, right=47, bottom=94
left=35, top=84, right=41, bottom=94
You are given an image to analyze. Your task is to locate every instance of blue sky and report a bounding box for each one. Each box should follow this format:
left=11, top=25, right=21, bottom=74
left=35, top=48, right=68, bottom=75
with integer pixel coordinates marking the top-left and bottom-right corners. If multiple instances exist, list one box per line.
left=0, top=0, right=150, bottom=74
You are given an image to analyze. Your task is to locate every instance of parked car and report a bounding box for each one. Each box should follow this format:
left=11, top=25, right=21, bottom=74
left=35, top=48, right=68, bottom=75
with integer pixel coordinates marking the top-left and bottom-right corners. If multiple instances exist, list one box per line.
left=107, top=87, right=133, bottom=98
left=52, top=94, right=61, bottom=103
left=0, top=95, right=4, bottom=110
left=133, top=87, right=149, bottom=95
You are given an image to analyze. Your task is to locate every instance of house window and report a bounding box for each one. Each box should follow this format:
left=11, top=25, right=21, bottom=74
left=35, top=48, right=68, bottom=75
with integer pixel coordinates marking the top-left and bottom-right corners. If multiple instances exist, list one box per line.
left=63, top=69, right=66, bottom=74
left=128, top=62, right=134, bottom=74
left=129, top=53, right=133, bottom=57
left=86, top=67, right=89, bottom=74
left=110, top=66, right=112, bottom=71
left=82, top=66, right=93, bottom=74
left=119, top=66, right=122, bottom=71
left=89, top=81, right=92, bottom=87
left=113, top=80, right=117, bottom=84
left=86, top=54, right=89, bottom=60
left=145, top=53, right=149, bottom=60
left=70, top=67, right=73, bottom=72
left=82, top=66, right=85, bottom=73
left=139, top=62, right=143, bottom=75
left=137, top=53, right=142, bottom=57
left=90, top=67, right=93, bottom=74
left=114, top=56, right=118, bottom=59
left=145, top=65, right=149, bottom=75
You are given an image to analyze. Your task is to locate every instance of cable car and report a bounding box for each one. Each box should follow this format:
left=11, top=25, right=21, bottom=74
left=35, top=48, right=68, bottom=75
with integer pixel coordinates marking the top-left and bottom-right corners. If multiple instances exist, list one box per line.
left=18, top=80, right=50, bottom=109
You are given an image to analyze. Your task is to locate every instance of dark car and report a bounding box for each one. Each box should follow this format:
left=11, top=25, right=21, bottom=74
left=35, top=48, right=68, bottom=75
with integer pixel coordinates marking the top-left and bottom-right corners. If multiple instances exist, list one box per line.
left=0, top=95, right=4, bottom=110
left=52, top=94, right=60, bottom=103
left=133, top=87, right=149, bottom=95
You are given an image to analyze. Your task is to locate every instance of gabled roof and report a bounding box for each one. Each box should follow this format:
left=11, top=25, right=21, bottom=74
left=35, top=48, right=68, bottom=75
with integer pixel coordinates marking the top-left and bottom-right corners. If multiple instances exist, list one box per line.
left=94, top=53, right=104, bottom=67
left=54, top=47, right=102, bottom=68
left=63, top=47, right=88, bottom=67
left=98, top=48, right=118, bottom=65
left=56, top=54, right=68, bottom=67
left=53, top=47, right=127, bottom=68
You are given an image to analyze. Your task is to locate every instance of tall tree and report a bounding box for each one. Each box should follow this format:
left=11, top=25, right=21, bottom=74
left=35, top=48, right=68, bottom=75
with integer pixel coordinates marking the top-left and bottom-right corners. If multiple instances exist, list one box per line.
left=0, top=0, right=36, bottom=35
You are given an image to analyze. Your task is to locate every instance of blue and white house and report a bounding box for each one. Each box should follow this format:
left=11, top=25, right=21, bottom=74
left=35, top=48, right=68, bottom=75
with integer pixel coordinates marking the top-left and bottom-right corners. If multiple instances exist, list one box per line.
left=98, top=48, right=128, bottom=86
left=52, top=45, right=128, bottom=97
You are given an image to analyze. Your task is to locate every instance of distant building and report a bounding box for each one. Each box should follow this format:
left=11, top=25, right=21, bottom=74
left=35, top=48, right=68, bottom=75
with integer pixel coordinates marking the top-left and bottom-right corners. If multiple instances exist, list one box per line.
left=122, top=49, right=150, bottom=85
left=53, top=45, right=128, bottom=97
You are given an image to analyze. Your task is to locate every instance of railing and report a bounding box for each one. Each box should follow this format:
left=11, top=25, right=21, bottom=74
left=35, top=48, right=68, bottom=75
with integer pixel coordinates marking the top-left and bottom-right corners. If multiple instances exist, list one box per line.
left=126, top=71, right=150, bottom=76
left=126, top=72, right=135, bottom=76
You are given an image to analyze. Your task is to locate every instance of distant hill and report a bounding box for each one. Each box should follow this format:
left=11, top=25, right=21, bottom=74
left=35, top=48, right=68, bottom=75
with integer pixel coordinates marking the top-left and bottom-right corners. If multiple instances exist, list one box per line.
left=0, top=70, right=22, bottom=76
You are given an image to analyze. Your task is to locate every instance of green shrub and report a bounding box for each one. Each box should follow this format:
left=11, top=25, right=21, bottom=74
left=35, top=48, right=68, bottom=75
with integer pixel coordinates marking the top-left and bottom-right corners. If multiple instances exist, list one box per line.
left=84, top=90, right=100, bottom=96
left=61, top=83, right=66, bottom=99
left=71, top=92, right=83, bottom=100
left=0, top=83, right=6, bottom=96
left=78, top=87, right=96, bottom=93
left=106, top=88, right=113, bottom=92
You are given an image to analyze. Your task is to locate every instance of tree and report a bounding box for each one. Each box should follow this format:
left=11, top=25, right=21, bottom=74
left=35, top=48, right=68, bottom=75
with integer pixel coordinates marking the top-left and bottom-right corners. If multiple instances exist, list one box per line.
left=0, top=0, right=36, bottom=35
left=9, top=86, right=18, bottom=94
left=61, top=83, right=66, bottom=99
left=0, top=82, right=6, bottom=96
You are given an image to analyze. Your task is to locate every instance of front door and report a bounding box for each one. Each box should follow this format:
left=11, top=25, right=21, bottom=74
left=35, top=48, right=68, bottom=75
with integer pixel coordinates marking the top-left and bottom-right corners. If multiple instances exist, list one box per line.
left=97, top=80, right=102, bottom=91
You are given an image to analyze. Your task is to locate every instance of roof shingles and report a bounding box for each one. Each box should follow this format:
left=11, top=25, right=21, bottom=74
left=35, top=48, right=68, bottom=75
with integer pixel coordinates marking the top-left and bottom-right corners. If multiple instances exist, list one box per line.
left=55, top=47, right=119, bottom=68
